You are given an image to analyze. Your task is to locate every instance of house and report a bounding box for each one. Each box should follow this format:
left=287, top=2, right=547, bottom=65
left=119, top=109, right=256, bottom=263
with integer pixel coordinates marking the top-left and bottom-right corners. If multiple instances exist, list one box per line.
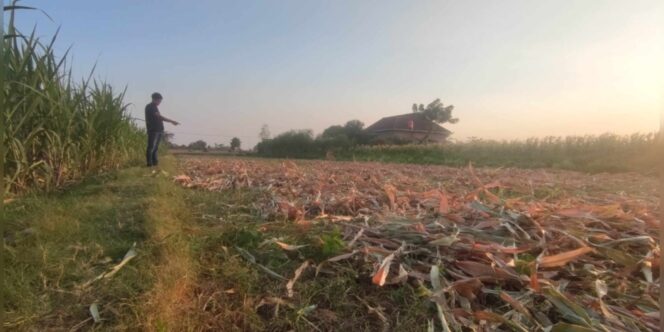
left=365, top=113, right=451, bottom=144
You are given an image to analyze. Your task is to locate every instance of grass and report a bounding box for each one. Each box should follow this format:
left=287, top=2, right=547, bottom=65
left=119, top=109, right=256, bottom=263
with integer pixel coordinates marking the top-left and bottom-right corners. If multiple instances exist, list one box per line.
left=2, top=155, right=193, bottom=330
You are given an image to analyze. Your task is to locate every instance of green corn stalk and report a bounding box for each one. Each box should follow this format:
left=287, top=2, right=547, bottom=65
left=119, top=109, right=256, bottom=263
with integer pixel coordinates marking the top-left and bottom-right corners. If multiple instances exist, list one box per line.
left=3, top=1, right=144, bottom=194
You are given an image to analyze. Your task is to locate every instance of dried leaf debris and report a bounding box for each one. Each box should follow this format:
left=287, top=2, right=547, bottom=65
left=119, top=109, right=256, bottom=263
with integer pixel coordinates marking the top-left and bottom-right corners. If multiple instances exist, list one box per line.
left=176, top=158, right=660, bottom=331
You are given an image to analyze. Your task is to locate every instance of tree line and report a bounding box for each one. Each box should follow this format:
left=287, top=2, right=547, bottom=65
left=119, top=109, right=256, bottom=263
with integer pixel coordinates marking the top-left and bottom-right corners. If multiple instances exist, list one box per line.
left=170, top=98, right=458, bottom=158
left=254, top=120, right=370, bottom=159
left=169, top=137, right=242, bottom=152
left=255, top=98, right=458, bottom=158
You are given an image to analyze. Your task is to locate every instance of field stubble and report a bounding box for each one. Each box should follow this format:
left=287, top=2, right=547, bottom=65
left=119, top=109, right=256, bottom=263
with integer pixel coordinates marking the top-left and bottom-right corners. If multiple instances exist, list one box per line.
left=176, top=156, right=659, bottom=331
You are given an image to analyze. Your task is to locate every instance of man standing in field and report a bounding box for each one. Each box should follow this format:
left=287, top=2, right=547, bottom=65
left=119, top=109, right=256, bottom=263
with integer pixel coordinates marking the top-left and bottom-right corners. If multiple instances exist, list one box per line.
left=145, top=92, right=179, bottom=167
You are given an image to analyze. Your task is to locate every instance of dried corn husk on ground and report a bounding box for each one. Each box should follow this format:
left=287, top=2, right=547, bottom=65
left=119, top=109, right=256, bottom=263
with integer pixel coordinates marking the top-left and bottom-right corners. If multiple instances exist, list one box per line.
left=176, top=157, right=659, bottom=331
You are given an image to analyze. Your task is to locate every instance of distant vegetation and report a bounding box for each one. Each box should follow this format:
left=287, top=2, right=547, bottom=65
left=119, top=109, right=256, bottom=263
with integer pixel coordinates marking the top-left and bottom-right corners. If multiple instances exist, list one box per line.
left=255, top=98, right=461, bottom=158
left=256, top=129, right=319, bottom=158
left=256, top=128, right=661, bottom=174
left=171, top=138, right=245, bottom=154
left=4, top=7, right=144, bottom=194
left=254, top=97, right=659, bottom=174
left=255, top=120, right=370, bottom=158
left=187, top=140, right=209, bottom=151
left=411, top=98, right=458, bottom=143
left=347, top=133, right=662, bottom=174
left=230, top=137, right=241, bottom=151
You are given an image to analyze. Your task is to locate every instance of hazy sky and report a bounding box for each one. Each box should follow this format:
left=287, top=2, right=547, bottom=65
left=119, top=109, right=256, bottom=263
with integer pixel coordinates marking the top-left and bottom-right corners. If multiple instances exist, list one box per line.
left=15, top=1, right=664, bottom=147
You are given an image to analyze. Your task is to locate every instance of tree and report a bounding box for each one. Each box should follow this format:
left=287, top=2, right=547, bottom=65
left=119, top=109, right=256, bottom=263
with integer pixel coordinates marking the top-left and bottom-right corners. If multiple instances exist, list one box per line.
left=412, top=98, right=458, bottom=143
left=230, top=137, right=241, bottom=151
left=320, top=125, right=346, bottom=139
left=256, top=130, right=317, bottom=158
left=343, top=120, right=367, bottom=144
left=188, top=140, right=208, bottom=151
left=162, top=131, right=176, bottom=147
left=259, top=124, right=271, bottom=141
left=319, top=120, right=367, bottom=146
left=344, top=120, right=364, bottom=132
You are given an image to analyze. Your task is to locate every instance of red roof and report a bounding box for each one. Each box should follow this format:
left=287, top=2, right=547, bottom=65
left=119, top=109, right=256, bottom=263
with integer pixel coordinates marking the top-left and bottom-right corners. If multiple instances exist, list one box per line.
left=365, top=113, right=451, bottom=135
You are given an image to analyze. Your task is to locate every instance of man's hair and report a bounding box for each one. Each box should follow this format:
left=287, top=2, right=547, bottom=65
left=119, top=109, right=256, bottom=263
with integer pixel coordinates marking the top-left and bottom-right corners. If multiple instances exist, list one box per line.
left=151, top=92, right=163, bottom=100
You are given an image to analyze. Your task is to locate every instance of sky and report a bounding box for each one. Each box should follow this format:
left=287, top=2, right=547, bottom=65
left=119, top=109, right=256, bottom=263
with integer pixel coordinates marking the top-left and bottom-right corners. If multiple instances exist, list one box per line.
left=13, top=0, right=664, bottom=147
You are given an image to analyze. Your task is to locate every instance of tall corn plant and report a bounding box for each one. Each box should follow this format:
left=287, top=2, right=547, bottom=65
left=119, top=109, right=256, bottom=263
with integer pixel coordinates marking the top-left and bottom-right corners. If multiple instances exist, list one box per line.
left=1, top=0, right=6, bottom=204
left=3, top=1, right=144, bottom=194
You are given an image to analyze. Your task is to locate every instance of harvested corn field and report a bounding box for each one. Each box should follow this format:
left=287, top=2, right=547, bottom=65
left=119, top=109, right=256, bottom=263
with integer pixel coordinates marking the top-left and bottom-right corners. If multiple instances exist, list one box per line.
left=174, top=156, right=660, bottom=331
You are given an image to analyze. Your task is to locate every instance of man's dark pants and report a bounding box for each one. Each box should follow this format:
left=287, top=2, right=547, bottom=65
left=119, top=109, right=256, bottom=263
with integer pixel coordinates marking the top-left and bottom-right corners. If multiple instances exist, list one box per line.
left=146, top=131, right=163, bottom=167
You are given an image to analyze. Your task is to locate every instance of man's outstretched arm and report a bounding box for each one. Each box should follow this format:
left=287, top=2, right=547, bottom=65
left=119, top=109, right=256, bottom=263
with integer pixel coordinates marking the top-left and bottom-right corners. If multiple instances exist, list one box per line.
left=156, top=111, right=179, bottom=125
